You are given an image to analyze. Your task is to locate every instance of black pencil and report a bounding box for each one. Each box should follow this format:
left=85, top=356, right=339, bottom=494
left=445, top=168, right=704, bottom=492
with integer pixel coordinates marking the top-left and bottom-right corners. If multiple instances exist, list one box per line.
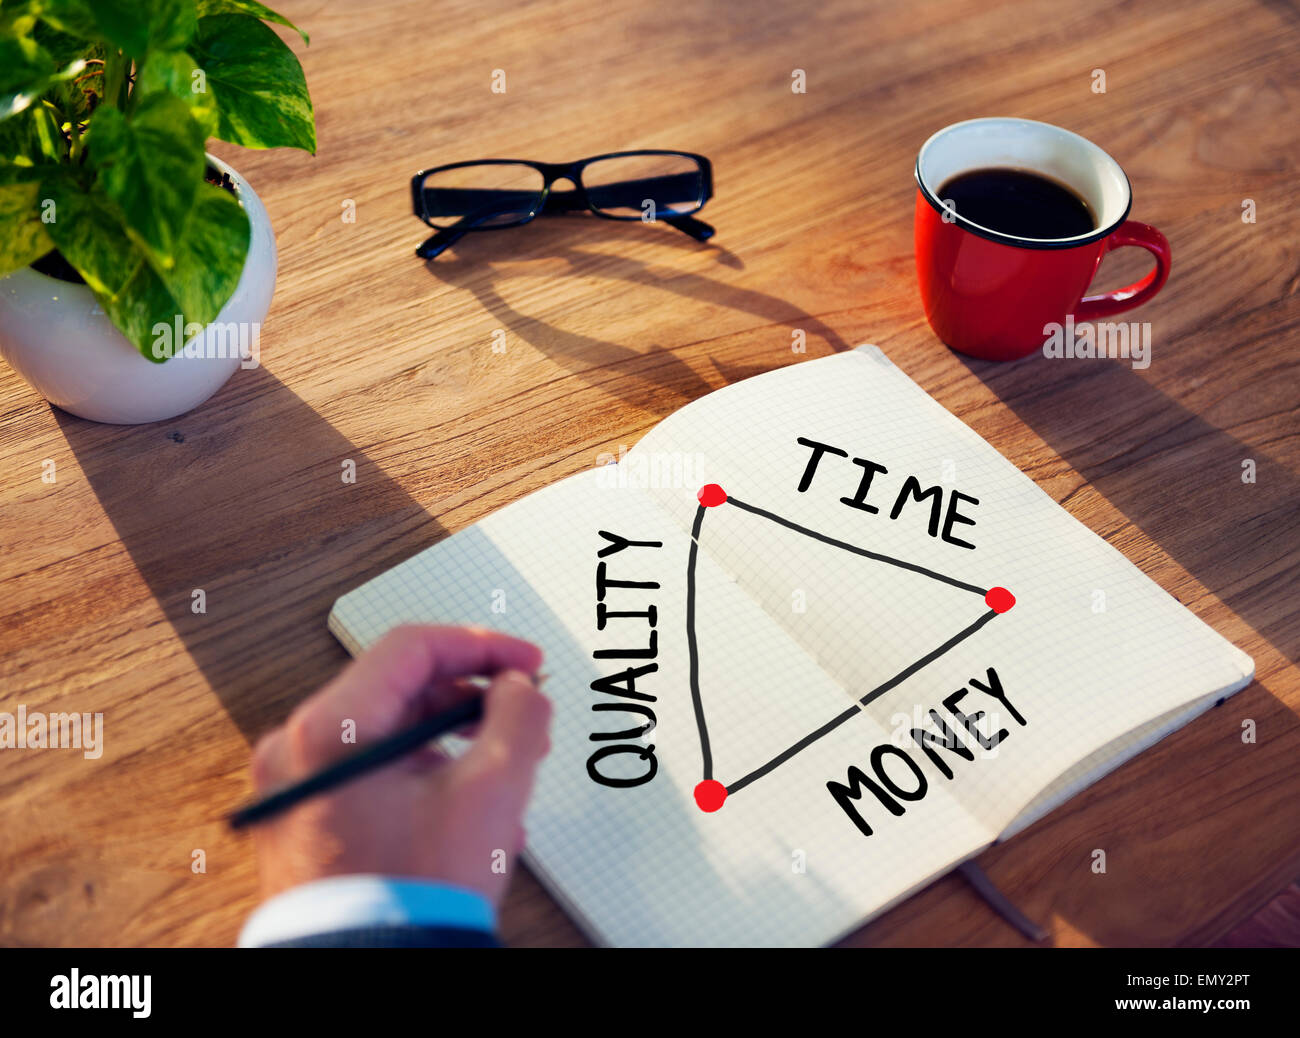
left=228, top=695, right=485, bottom=829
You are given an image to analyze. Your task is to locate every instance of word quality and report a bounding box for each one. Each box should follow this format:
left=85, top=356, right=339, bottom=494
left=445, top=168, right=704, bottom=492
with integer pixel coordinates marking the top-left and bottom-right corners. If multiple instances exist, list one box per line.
left=828, top=667, right=1027, bottom=837
left=795, top=436, right=982, bottom=550
left=586, top=530, right=664, bottom=788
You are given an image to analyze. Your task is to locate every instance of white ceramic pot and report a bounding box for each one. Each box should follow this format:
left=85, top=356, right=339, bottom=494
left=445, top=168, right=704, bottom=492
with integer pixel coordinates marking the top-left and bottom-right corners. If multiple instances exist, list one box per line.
left=0, top=153, right=276, bottom=424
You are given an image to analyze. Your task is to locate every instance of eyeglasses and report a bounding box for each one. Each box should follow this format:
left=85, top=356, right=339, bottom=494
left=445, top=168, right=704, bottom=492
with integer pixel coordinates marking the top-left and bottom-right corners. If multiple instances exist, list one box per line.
left=410, top=150, right=714, bottom=259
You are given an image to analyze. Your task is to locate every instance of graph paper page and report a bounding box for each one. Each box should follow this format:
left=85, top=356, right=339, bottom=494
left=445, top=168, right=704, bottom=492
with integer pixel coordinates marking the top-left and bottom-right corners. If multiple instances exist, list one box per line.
left=330, top=464, right=990, bottom=946
left=631, top=346, right=1254, bottom=838
left=331, top=346, right=1253, bottom=944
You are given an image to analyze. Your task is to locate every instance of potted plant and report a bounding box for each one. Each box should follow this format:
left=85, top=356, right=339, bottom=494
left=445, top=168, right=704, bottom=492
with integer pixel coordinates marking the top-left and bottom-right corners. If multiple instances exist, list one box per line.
left=0, top=0, right=315, bottom=424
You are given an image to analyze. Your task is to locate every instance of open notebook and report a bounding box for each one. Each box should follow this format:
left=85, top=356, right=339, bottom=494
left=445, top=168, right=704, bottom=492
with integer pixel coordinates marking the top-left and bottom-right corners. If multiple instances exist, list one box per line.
left=329, top=346, right=1253, bottom=947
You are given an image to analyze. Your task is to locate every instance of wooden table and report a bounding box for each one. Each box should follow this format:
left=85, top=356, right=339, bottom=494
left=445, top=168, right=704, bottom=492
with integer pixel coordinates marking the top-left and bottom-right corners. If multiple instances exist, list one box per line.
left=1, top=0, right=1296, bottom=947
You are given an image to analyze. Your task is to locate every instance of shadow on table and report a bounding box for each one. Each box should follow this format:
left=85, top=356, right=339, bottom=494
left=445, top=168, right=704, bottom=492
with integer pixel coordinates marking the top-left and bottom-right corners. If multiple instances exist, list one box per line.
left=423, top=216, right=852, bottom=414
left=54, top=366, right=445, bottom=741
left=955, top=352, right=1300, bottom=664
left=58, top=219, right=853, bottom=740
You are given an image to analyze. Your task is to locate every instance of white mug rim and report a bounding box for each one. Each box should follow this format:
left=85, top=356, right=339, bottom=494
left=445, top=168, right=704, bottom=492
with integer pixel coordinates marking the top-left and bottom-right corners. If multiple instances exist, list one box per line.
left=915, top=116, right=1132, bottom=249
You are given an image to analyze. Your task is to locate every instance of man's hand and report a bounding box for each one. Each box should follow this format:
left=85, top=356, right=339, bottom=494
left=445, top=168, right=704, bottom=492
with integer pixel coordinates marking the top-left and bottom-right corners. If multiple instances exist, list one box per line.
left=248, top=625, right=550, bottom=907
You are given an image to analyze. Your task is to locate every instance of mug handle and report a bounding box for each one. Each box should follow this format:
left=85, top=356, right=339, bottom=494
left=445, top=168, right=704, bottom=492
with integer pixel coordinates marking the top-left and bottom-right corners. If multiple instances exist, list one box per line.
left=1073, top=219, right=1171, bottom=321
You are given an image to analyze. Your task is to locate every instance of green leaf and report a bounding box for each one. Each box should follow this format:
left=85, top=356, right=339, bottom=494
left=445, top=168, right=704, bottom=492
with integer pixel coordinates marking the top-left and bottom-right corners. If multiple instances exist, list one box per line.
left=42, top=177, right=251, bottom=361
left=55, top=0, right=197, bottom=58
left=153, top=180, right=248, bottom=326
left=29, top=100, right=64, bottom=159
left=0, top=35, right=48, bottom=99
left=88, top=92, right=205, bottom=269
left=114, top=262, right=198, bottom=361
left=188, top=13, right=315, bottom=152
left=0, top=34, right=85, bottom=122
left=108, top=186, right=249, bottom=361
left=0, top=100, right=64, bottom=163
left=134, top=49, right=220, bottom=138
left=195, top=0, right=308, bottom=45
left=0, top=179, right=53, bottom=274
left=35, top=27, right=103, bottom=123
left=27, top=0, right=99, bottom=41
left=32, top=18, right=96, bottom=69
left=0, top=156, right=64, bottom=184
left=0, top=1, right=41, bottom=37
left=40, top=177, right=136, bottom=298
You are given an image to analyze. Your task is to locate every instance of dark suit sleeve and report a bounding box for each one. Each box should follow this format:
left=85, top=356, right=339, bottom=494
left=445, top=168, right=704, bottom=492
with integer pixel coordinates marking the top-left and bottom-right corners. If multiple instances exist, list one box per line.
left=263, top=923, right=500, bottom=948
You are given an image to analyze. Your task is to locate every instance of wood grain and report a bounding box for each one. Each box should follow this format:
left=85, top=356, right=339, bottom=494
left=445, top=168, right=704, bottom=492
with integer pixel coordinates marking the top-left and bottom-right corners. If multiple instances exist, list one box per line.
left=0, top=0, right=1296, bottom=947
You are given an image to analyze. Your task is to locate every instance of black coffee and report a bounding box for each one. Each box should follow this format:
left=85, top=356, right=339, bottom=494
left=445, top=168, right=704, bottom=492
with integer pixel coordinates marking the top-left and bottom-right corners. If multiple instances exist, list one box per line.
left=937, top=167, right=1095, bottom=239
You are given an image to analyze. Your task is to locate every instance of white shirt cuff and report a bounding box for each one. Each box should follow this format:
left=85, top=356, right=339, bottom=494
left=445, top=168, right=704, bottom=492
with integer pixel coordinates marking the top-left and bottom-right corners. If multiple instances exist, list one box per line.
left=237, top=875, right=496, bottom=947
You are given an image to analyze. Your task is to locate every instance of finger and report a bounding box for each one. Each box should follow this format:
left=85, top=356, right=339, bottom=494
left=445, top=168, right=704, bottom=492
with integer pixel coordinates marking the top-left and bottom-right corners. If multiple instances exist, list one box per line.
left=339, top=625, right=542, bottom=725
left=407, top=740, right=455, bottom=771
left=401, top=676, right=485, bottom=772
left=461, top=669, right=552, bottom=780
left=250, top=726, right=288, bottom=790
left=288, top=626, right=542, bottom=763
left=417, top=674, right=490, bottom=718
left=442, top=674, right=548, bottom=738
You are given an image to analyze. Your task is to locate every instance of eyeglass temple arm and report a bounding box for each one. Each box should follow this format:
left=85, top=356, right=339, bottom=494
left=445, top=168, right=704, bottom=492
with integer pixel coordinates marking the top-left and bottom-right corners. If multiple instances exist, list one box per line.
left=420, top=211, right=715, bottom=257
left=539, top=196, right=714, bottom=243
left=419, top=210, right=713, bottom=257
left=416, top=224, right=468, bottom=260
left=566, top=172, right=713, bottom=240
left=544, top=174, right=714, bottom=240
left=416, top=205, right=507, bottom=259
left=665, top=214, right=714, bottom=241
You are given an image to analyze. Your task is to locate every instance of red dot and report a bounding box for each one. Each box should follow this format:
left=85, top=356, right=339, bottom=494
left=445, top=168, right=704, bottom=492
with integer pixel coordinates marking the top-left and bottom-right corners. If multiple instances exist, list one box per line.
left=697, top=484, right=727, bottom=507
left=985, top=587, right=1015, bottom=613
left=694, top=780, right=728, bottom=812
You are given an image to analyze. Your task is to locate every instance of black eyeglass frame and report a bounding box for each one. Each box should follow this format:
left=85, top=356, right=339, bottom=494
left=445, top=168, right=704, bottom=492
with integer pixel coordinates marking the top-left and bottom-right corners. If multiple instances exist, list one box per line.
left=410, top=150, right=715, bottom=259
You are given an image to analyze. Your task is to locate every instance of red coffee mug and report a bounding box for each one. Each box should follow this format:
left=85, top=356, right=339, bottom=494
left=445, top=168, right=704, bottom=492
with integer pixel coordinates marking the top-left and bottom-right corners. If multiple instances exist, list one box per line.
left=914, top=117, right=1171, bottom=362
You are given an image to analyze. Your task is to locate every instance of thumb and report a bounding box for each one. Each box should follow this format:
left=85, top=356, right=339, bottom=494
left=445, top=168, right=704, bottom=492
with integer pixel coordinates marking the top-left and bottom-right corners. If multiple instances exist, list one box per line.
left=463, top=669, right=552, bottom=778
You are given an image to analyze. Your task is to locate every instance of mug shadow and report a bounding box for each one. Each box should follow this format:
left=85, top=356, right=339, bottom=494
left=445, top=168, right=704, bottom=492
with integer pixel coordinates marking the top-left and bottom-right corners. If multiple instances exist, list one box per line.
left=54, top=366, right=447, bottom=741
left=953, top=351, right=1299, bottom=665
left=423, top=216, right=852, bottom=415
